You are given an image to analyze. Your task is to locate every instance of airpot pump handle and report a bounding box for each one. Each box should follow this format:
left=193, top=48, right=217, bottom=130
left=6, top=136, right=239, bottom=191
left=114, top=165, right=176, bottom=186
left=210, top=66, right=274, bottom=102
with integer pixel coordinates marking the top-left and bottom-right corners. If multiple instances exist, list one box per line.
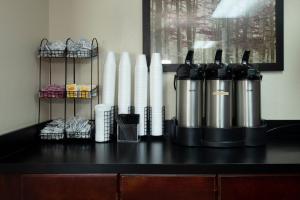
left=185, top=50, right=194, bottom=65
left=214, top=49, right=223, bottom=64
left=242, top=50, right=251, bottom=64
left=174, top=75, right=177, bottom=90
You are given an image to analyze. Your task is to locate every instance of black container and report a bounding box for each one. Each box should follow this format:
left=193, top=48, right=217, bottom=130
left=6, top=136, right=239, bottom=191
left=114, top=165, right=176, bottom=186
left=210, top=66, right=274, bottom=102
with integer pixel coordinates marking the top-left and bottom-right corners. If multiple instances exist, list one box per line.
left=117, top=114, right=140, bottom=143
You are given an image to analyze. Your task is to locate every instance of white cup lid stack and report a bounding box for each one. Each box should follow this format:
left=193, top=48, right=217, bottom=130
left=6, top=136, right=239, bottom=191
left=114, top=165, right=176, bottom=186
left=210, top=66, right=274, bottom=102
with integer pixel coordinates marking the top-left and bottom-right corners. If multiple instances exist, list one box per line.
left=118, top=52, right=132, bottom=114
left=102, top=51, right=117, bottom=107
left=134, top=54, right=149, bottom=136
left=149, top=53, right=164, bottom=136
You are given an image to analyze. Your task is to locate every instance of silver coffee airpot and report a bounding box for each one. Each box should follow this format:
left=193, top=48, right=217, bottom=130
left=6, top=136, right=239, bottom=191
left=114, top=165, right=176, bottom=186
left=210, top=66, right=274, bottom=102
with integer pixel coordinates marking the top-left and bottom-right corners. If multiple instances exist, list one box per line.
left=234, top=51, right=262, bottom=128
left=174, top=50, right=203, bottom=128
left=205, top=50, right=233, bottom=128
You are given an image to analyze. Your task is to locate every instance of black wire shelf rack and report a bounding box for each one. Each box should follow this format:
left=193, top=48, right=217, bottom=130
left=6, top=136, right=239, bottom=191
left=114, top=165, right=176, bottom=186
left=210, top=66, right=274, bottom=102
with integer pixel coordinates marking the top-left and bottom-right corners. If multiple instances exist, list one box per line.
left=38, top=38, right=100, bottom=142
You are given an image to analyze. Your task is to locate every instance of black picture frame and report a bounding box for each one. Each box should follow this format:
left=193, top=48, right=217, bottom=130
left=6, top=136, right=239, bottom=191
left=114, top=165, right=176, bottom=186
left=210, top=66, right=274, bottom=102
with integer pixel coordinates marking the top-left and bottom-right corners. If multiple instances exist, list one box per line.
left=143, top=0, right=284, bottom=72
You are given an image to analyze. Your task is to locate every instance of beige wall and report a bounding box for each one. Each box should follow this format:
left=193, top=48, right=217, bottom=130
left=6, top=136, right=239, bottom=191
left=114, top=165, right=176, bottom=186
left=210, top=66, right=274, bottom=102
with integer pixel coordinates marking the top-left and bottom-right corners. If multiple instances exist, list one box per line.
left=1, top=0, right=297, bottom=135
left=49, top=0, right=143, bottom=119
left=0, top=0, right=49, bottom=135
left=262, top=0, right=300, bottom=119
left=5, top=0, right=300, bottom=134
left=49, top=0, right=300, bottom=120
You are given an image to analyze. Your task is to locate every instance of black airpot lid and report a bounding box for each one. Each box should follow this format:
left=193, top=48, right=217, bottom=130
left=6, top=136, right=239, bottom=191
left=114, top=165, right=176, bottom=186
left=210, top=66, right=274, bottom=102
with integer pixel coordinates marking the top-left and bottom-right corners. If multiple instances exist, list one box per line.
left=176, top=50, right=203, bottom=80
left=233, top=51, right=262, bottom=80
left=205, top=49, right=232, bottom=80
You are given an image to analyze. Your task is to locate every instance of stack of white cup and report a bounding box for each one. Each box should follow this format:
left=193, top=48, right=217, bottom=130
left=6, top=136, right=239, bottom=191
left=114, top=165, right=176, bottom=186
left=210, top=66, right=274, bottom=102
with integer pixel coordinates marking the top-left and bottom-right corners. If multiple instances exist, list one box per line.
left=134, top=54, right=148, bottom=136
left=150, top=53, right=164, bottom=136
left=102, top=51, right=117, bottom=108
left=118, top=52, right=131, bottom=114
left=95, top=104, right=111, bottom=142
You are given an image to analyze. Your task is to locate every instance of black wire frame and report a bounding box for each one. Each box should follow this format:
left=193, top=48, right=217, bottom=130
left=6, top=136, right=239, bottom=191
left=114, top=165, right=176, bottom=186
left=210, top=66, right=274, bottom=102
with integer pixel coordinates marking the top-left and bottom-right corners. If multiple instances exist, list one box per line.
left=142, top=0, right=284, bottom=72
left=38, top=38, right=100, bottom=141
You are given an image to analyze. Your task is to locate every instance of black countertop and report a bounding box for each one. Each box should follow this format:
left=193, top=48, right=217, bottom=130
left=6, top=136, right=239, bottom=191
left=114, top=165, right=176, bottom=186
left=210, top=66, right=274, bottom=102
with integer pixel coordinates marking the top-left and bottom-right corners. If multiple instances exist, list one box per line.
left=1, top=136, right=300, bottom=174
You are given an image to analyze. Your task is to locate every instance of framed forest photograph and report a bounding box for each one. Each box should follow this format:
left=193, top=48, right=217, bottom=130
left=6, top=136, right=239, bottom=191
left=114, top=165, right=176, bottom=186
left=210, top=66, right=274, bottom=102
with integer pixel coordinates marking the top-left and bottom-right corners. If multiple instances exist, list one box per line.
left=143, top=0, right=284, bottom=71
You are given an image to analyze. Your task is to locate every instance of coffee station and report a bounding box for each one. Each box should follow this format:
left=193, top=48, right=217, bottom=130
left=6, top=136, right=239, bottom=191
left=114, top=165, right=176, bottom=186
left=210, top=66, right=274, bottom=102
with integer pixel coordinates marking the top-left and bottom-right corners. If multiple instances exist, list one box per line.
left=2, top=0, right=300, bottom=200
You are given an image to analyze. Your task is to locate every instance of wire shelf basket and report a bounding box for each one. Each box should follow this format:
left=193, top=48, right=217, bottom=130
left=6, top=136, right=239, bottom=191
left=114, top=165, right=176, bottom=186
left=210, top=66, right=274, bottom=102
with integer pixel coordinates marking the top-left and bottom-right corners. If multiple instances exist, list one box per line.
left=40, top=132, right=64, bottom=140
left=66, top=87, right=98, bottom=99
left=40, top=119, right=65, bottom=141
left=39, top=90, right=65, bottom=99
left=39, top=86, right=98, bottom=99
left=39, top=49, right=66, bottom=58
left=67, top=48, right=98, bottom=58
left=66, top=121, right=94, bottom=140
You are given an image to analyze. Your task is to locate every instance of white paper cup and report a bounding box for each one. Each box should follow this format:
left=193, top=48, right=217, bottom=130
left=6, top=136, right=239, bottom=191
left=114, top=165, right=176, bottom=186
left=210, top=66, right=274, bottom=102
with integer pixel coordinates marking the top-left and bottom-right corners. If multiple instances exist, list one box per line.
left=118, top=105, right=131, bottom=114
left=151, top=116, right=163, bottom=136
left=134, top=54, right=148, bottom=110
left=136, top=54, right=148, bottom=69
left=95, top=104, right=111, bottom=142
left=102, top=51, right=117, bottom=107
left=150, top=53, right=162, bottom=68
left=151, top=110, right=163, bottom=136
left=149, top=53, right=163, bottom=115
left=118, top=52, right=131, bottom=114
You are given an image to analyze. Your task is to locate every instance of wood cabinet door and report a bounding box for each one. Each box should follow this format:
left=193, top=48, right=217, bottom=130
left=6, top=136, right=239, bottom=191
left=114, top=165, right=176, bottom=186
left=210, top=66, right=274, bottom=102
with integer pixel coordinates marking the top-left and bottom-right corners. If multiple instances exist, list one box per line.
left=21, top=174, right=117, bottom=200
left=219, top=175, right=300, bottom=200
left=0, top=174, right=20, bottom=200
left=120, top=175, right=216, bottom=200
